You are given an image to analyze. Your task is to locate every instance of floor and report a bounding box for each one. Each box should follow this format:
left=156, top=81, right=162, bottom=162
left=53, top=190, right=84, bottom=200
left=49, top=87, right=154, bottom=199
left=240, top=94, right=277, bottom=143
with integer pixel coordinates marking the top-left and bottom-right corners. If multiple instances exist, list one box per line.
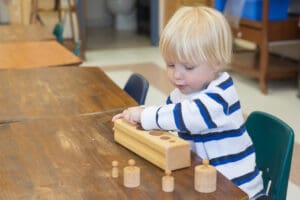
left=82, top=27, right=300, bottom=199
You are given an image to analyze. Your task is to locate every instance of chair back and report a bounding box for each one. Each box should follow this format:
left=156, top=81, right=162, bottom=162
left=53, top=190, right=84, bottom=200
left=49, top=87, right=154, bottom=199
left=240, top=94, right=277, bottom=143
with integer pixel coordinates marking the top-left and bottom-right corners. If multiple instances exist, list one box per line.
left=53, top=22, right=64, bottom=43
left=124, top=73, right=149, bottom=105
left=246, top=111, right=294, bottom=200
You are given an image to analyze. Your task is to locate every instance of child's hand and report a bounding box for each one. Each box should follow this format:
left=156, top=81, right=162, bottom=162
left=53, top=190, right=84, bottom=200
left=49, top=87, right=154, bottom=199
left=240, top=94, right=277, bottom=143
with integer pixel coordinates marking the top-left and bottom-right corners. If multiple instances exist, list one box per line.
left=112, top=106, right=145, bottom=125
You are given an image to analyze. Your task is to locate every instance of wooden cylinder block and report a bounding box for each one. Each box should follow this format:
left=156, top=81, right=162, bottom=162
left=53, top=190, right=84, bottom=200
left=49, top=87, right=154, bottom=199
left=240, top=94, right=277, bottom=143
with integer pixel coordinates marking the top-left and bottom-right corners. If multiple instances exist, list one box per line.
left=114, top=119, right=191, bottom=171
left=194, top=159, right=216, bottom=193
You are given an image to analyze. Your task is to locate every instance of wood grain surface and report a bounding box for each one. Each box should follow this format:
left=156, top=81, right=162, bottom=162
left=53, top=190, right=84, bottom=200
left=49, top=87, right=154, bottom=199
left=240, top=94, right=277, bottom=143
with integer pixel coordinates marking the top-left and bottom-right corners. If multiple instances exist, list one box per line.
left=0, top=112, right=248, bottom=200
left=0, top=41, right=81, bottom=69
left=0, top=24, right=55, bottom=42
left=0, top=67, right=137, bottom=123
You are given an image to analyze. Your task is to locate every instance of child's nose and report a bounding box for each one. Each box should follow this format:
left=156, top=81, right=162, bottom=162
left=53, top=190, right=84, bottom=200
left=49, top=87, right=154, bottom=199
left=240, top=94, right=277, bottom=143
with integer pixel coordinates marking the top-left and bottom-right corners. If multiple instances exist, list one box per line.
left=174, top=68, right=183, bottom=79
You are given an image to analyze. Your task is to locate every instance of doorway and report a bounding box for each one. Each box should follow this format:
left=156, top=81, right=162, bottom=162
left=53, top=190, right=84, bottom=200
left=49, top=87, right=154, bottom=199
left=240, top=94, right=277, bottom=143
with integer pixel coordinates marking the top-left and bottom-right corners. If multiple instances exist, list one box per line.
left=77, top=0, right=159, bottom=50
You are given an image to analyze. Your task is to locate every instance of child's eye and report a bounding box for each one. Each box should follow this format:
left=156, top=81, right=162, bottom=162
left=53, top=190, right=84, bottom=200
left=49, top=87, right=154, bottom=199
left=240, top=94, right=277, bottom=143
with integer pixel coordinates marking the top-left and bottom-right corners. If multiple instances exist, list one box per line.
left=167, top=64, right=175, bottom=68
left=185, top=66, right=195, bottom=70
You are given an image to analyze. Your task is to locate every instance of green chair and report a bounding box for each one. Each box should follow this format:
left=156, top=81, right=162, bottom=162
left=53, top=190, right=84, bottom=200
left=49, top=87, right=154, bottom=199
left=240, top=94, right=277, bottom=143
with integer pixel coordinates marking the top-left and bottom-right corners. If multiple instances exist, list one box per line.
left=246, top=111, right=294, bottom=200
left=53, top=22, right=64, bottom=43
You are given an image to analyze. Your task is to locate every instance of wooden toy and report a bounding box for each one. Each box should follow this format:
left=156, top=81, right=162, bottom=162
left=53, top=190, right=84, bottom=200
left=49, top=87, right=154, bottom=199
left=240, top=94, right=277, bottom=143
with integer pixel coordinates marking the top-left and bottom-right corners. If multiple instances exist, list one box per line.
left=162, top=169, right=174, bottom=192
left=123, top=159, right=140, bottom=188
left=111, top=160, right=119, bottom=178
left=114, top=119, right=191, bottom=171
left=194, top=159, right=216, bottom=193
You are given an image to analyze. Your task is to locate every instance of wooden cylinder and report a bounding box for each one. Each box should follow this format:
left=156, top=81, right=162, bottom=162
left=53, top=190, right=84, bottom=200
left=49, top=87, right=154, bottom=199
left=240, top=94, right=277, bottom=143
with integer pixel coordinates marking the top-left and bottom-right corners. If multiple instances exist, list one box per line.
left=162, top=170, right=174, bottom=192
left=111, top=160, right=119, bottom=178
left=194, top=159, right=216, bottom=193
left=123, top=159, right=140, bottom=188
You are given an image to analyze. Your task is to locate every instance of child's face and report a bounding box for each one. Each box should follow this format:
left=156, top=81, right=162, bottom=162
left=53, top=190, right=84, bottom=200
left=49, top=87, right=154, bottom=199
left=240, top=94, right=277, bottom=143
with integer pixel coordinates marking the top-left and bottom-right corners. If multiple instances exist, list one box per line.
left=167, top=62, right=216, bottom=94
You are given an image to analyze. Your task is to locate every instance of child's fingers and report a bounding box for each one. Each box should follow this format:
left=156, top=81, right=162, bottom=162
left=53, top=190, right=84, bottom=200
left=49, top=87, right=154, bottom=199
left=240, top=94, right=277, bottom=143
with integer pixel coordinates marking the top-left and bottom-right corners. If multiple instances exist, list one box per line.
left=124, top=113, right=131, bottom=122
left=112, top=113, right=124, bottom=122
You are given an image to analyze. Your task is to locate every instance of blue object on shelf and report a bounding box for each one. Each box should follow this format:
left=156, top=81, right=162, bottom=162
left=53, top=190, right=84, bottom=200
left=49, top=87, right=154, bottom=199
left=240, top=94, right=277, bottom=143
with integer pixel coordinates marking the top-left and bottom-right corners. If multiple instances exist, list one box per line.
left=214, top=0, right=292, bottom=21
left=214, top=0, right=227, bottom=12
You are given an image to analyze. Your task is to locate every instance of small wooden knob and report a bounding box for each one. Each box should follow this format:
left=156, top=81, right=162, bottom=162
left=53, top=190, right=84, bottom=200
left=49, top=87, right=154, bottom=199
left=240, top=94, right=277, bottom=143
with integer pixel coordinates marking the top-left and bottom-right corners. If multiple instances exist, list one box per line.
left=202, top=159, right=209, bottom=165
left=128, top=159, right=135, bottom=166
left=165, top=169, right=171, bottom=176
left=112, top=160, right=118, bottom=167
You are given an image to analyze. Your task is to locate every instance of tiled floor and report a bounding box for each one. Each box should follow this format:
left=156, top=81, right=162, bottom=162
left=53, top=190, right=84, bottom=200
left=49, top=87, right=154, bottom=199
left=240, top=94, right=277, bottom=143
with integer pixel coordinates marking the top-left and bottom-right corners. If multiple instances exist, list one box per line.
left=82, top=27, right=300, bottom=199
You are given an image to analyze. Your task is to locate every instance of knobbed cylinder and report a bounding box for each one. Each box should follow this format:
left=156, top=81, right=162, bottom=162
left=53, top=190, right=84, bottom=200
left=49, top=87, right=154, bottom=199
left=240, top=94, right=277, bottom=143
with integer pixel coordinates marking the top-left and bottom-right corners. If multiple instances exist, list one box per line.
left=194, top=159, right=216, bottom=193
left=123, top=159, right=140, bottom=188
left=162, top=170, right=174, bottom=192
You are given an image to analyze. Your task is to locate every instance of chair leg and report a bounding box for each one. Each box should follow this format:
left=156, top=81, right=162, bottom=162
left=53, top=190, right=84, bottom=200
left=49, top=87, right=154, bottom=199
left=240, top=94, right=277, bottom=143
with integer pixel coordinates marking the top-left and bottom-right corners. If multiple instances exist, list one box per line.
left=259, top=42, right=269, bottom=94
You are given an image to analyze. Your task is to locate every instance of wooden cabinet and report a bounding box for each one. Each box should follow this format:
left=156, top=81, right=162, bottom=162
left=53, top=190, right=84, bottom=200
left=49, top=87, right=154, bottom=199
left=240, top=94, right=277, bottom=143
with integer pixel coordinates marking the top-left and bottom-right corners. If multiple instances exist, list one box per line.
left=227, top=0, right=300, bottom=93
left=162, top=0, right=212, bottom=26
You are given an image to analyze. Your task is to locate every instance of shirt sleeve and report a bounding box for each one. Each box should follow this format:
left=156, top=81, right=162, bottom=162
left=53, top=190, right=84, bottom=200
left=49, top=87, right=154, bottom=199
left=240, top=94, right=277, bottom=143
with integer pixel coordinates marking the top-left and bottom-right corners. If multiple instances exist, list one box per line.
left=141, top=90, right=242, bottom=134
left=140, top=106, right=161, bottom=130
left=141, top=73, right=243, bottom=133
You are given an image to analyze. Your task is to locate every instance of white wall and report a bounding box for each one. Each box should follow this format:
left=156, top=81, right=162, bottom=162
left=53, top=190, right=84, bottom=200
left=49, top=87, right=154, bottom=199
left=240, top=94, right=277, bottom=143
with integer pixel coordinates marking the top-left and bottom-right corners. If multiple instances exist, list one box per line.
left=0, top=0, right=9, bottom=23
left=159, top=0, right=164, bottom=34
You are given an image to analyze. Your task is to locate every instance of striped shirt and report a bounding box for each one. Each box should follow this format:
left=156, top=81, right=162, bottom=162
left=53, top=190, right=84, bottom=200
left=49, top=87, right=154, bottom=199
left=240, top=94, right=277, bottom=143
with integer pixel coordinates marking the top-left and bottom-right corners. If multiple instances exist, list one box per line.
left=140, top=72, right=264, bottom=198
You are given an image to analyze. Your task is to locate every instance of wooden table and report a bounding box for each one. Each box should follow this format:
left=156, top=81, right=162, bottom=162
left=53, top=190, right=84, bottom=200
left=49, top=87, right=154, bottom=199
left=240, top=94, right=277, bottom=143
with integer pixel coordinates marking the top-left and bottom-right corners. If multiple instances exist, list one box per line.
left=0, top=41, right=82, bottom=69
left=0, top=67, right=137, bottom=123
left=0, top=112, right=248, bottom=200
left=0, top=24, right=55, bottom=42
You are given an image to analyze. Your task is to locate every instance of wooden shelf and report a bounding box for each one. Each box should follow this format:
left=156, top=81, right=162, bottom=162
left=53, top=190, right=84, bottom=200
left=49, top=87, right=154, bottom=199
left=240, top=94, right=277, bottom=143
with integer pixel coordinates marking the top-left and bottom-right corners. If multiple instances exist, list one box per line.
left=232, top=51, right=298, bottom=79
left=226, top=0, right=300, bottom=94
left=232, top=17, right=300, bottom=44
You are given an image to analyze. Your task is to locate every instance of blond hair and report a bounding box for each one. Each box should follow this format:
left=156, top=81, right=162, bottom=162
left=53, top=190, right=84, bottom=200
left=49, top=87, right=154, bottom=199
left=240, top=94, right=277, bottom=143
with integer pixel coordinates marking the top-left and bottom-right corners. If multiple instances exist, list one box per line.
left=159, top=6, right=232, bottom=69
